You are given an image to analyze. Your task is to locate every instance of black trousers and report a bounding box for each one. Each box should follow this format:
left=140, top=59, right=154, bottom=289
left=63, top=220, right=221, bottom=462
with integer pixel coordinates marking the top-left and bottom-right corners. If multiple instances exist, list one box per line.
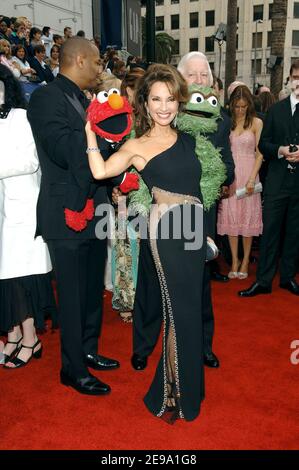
left=133, top=238, right=215, bottom=358
left=48, top=238, right=107, bottom=377
left=257, top=189, right=299, bottom=286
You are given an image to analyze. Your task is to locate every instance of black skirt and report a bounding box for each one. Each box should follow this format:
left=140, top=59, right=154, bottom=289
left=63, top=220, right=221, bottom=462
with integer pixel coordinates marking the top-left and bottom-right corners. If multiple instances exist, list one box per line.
left=0, top=272, right=58, bottom=332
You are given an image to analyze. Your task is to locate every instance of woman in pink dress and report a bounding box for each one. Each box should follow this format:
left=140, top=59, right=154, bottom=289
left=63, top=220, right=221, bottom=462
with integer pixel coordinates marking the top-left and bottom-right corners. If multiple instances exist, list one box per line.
left=217, top=85, right=263, bottom=279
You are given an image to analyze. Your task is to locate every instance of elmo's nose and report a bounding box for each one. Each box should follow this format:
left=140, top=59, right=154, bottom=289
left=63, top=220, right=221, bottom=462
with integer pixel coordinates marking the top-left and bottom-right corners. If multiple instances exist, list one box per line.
left=108, top=94, right=124, bottom=110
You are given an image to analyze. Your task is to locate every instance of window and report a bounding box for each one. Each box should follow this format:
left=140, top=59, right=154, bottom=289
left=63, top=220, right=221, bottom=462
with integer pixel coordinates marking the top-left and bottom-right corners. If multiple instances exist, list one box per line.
left=190, top=12, right=199, bottom=28
left=267, top=31, right=272, bottom=47
left=171, top=0, right=179, bottom=4
left=236, top=61, right=238, bottom=76
left=292, top=30, right=299, bottom=46
left=205, top=36, right=214, bottom=52
left=155, top=0, right=164, bottom=5
left=171, top=14, right=179, bottom=29
left=252, top=32, right=263, bottom=49
left=190, top=0, right=198, bottom=2
left=253, top=5, right=264, bottom=21
left=251, top=59, right=262, bottom=75
left=209, top=61, right=214, bottom=71
left=237, top=7, right=239, bottom=23
left=156, top=16, right=164, bottom=31
left=236, top=34, right=239, bottom=50
left=206, top=10, right=215, bottom=27
left=189, top=38, right=198, bottom=51
left=294, top=2, right=299, bottom=18
left=173, top=39, right=180, bottom=55
left=269, top=3, right=273, bottom=19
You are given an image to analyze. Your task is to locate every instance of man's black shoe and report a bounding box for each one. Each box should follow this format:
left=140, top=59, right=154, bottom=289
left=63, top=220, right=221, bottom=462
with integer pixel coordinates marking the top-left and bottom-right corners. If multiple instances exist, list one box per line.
left=211, top=271, right=229, bottom=282
left=204, top=352, right=219, bottom=368
left=131, top=353, right=148, bottom=371
left=86, top=354, right=120, bottom=371
left=238, top=282, right=272, bottom=297
left=60, top=370, right=111, bottom=395
left=280, top=279, right=299, bottom=296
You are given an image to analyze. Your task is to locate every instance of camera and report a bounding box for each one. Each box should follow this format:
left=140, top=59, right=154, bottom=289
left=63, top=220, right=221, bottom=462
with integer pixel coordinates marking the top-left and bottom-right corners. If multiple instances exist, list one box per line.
left=289, top=144, right=298, bottom=152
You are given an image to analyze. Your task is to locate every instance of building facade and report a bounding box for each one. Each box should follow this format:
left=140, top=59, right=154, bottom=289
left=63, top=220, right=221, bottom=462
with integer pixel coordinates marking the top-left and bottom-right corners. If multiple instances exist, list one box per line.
left=143, top=0, right=299, bottom=90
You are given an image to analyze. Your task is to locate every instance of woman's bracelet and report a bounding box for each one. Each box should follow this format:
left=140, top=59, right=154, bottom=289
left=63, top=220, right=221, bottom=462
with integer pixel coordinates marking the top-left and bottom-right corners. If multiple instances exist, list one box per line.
left=86, top=147, right=100, bottom=154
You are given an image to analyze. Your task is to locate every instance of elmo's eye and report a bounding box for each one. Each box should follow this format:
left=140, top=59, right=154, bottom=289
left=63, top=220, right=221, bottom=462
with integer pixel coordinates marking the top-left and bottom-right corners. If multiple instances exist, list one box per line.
left=97, top=91, right=109, bottom=103
left=190, top=93, right=204, bottom=104
left=108, top=88, right=120, bottom=96
left=207, top=96, right=218, bottom=107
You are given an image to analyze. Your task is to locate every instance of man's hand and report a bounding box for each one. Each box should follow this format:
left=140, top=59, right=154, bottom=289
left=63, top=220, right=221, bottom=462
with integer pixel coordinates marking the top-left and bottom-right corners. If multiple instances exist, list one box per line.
left=286, top=146, right=299, bottom=163
left=279, top=145, right=299, bottom=162
left=221, top=186, right=229, bottom=198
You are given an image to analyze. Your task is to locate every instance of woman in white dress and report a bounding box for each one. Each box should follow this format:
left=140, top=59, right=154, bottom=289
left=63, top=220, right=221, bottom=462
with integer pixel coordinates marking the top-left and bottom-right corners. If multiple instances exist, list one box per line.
left=0, top=64, right=56, bottom=368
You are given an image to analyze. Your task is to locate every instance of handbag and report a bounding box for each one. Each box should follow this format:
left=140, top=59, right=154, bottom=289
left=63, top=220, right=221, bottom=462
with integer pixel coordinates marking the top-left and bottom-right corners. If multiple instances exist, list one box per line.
left=206, top=239, right=219, bottom=262
left=235, top=182, right=263, bottom=199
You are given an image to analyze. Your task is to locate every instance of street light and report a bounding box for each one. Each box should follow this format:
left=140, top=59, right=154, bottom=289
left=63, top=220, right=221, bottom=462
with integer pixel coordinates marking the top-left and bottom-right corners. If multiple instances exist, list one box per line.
left=253, top=19, right=263, bottom=93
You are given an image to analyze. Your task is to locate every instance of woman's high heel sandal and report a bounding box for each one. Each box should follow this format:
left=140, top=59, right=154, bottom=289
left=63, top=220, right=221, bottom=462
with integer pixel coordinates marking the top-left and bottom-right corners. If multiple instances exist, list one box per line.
left=2, top=337, right=23, bottom=364
left=4, top=339, right=42, bottom=369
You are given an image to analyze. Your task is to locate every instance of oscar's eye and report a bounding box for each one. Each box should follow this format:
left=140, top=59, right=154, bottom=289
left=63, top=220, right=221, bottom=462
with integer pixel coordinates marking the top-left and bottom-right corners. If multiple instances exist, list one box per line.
left=108, top=88, right=120, bottom=96
left=97, top=91, right=109, bottom=103
left=207, top=96, right=218, bottom=107
left=190, top=93, right=204, bottom=104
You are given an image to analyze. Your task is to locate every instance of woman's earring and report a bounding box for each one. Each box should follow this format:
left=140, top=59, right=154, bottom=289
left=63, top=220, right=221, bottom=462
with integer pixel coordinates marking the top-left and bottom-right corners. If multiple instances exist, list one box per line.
left=172, top=113, right=178, bottom=128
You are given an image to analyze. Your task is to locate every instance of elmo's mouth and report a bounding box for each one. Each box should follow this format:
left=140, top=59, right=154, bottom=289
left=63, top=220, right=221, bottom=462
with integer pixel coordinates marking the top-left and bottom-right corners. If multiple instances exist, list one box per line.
left=96, top=113, right=128, bottom=135
left=185, top=109, right=214, bottom=118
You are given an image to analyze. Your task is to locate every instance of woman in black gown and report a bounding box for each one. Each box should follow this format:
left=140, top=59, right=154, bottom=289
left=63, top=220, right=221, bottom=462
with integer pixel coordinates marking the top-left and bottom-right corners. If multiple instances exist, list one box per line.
left=85, top=64, right=206, bottom=423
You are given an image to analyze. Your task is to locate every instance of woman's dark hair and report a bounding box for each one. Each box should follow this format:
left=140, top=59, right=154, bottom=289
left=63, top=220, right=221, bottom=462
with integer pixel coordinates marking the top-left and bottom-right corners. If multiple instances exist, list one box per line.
left=120, top=68, right=145, bottom=101
left=12, top=44, right=26, bottom=63
left=230, top=85, right=256, bottom=130
left=259, top=91, right=276, bottom=113
left=134, top=63, right=189, bottom=137
left=29, top=27, right=42, bottom=42
left=0, top=63, right=27, bottom=110
left=50, top=44, right=60, bottom=55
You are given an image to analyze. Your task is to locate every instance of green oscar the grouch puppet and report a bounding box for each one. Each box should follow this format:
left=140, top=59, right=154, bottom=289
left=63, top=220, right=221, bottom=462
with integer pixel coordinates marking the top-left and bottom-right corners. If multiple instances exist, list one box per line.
left=128, top=85, right=227, bottom=214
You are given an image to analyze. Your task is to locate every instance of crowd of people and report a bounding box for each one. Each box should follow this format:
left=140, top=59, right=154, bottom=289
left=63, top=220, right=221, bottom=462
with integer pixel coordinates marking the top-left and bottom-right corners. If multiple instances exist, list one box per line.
left=0, top=12, right=299, bottom=425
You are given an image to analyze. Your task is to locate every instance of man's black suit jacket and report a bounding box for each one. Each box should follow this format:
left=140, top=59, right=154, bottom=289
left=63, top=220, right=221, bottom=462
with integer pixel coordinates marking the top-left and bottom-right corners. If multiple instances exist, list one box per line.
left=207, top=109, right=235, bottom=188
left=259, top=96, right=299, bottom=196
left=27, top=74, right=119, bottom=240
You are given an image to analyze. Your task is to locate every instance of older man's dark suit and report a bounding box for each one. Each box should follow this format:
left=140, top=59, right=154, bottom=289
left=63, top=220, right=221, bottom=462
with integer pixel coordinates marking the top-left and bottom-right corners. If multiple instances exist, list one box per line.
left=27, top=74, right=119, bottom=378
left=133, top=111, right=234, bottom=361
left=256, top=96, right=299, bottom=286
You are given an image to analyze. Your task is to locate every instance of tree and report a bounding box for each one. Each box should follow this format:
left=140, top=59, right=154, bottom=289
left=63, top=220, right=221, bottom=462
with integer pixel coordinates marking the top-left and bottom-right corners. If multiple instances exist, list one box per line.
left=224, top=0, right=238, bottom=103
left=141, top=16, right=175, bottom=63
left=155, top=32, right=175, bottom=63
left=270, top=0, right=288, bottom=98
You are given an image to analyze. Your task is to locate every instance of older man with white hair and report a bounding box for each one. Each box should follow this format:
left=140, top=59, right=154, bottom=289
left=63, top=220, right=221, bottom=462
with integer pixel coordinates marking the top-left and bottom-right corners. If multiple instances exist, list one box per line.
left=177, top=51, right=235, bottom=368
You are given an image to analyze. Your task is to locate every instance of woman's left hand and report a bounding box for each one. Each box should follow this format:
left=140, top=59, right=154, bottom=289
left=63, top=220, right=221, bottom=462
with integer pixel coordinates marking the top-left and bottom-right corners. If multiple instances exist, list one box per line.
left=246, top=180, right=255, bottom=194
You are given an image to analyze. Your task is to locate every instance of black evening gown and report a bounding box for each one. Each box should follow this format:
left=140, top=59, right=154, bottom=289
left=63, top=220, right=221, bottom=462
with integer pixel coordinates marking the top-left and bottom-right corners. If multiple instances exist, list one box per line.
left=140, top=132, right=206, bottom=422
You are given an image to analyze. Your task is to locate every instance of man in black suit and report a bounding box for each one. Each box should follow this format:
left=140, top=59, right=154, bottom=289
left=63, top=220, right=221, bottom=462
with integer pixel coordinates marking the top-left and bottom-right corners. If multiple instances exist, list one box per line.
left=131, top=52, right=235, bottom=371
left=27, top=37, right=120, bottom=395
left=239, top=61, right=299, bottom=297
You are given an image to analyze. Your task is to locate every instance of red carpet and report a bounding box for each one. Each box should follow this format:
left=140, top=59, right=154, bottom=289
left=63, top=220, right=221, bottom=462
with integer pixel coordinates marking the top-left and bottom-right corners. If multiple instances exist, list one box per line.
left=1, top=270, right=299, bottom=450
